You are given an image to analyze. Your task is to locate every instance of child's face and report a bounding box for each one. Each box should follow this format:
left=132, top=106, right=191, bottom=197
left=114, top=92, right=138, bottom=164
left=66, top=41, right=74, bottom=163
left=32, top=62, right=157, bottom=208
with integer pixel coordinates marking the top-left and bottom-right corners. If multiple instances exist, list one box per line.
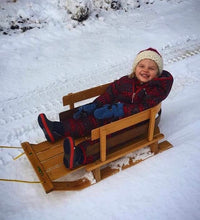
left=135, top=59, right=159, bottom=83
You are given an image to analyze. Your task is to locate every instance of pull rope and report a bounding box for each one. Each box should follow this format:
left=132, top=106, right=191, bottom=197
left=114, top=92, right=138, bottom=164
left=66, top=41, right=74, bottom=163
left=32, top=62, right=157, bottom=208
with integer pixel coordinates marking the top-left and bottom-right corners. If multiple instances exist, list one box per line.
left=13, top=152, right=25, bottom=160
left=0, top=146, right=22, bottom=149
left=0, top=178, right=41, bottom=184
left=0, top=146, right=41, bottom=184
left=0, top=146, right=25, bottom=160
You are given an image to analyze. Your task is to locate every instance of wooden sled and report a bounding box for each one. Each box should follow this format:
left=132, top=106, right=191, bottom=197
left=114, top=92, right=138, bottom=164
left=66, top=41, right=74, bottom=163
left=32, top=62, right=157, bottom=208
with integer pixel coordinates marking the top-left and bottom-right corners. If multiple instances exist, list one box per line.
left=21, top=83, right=173, bottom=193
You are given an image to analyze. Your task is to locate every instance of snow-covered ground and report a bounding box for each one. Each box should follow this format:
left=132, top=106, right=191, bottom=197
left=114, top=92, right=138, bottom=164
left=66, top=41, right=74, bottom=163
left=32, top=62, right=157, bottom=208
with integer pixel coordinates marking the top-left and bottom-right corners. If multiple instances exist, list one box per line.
left=0, top=0, right=200, bottom=219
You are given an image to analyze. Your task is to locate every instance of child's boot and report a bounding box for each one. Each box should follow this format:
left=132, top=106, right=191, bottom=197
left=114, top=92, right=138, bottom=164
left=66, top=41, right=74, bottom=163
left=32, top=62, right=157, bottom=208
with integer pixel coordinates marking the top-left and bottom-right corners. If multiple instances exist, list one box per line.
left=38, top=113, right=65, bottom=143
left=63, top=137, right=84, bottom=169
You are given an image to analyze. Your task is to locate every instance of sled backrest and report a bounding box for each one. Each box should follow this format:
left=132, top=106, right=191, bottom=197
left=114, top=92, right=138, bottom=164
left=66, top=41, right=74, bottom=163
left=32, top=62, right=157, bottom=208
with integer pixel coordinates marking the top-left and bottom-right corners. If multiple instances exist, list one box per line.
left=62, top=82, right=111, bottom=109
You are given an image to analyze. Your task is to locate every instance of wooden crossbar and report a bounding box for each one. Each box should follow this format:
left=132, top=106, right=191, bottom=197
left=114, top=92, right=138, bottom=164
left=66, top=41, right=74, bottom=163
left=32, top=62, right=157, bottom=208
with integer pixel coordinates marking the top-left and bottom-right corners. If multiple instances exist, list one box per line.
left=21, top=142, right=54, bottom=193
left=62, top=83, right=110, bottom=109
left=148, top=106, right=160, bottom=141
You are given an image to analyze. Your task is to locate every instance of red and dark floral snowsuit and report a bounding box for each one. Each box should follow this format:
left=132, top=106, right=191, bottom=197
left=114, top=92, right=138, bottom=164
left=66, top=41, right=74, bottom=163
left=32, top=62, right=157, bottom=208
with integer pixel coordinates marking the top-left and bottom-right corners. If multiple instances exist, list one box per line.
left=63, top=70, right=173, bottom=163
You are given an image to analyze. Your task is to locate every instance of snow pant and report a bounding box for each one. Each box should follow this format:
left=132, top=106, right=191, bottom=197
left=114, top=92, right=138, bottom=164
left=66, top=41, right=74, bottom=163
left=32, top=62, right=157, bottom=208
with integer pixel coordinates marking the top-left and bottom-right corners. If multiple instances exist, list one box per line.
left=63, top=115, right=112, bottom=138
left=62, top=115, right=120, bottom=164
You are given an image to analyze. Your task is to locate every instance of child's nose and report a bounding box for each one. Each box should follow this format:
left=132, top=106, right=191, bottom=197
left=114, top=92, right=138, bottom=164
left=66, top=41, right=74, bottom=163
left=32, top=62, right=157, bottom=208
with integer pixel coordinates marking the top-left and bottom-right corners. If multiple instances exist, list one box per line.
left=143, top=67, right=148, bottom=72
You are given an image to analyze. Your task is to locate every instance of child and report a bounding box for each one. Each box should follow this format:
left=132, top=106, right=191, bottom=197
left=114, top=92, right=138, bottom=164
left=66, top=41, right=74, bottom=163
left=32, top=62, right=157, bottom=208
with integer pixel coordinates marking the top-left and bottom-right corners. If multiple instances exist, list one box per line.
left=38, top=48, right=173, bottom=169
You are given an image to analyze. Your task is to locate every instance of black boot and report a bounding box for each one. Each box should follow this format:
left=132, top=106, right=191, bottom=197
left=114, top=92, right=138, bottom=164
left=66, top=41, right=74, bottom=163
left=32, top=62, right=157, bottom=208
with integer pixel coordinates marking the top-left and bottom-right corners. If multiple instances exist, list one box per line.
left=63, top=137, right=84, bottom=169
left=38, top=113, right=65, bottom=143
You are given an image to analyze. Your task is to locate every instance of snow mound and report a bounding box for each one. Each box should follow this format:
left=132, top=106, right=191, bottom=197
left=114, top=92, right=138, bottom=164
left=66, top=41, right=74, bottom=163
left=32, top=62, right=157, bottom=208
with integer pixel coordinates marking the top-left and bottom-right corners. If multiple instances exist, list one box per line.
left=0, top=0, right=186, bottom=35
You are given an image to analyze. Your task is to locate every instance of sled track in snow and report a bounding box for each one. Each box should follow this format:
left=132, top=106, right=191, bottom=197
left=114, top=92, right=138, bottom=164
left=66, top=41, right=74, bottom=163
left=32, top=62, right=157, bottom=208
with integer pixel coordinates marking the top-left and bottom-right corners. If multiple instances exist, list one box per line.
left=1, top=38, right=200, bottom=145
left=165, top=47, right=200, bottom=64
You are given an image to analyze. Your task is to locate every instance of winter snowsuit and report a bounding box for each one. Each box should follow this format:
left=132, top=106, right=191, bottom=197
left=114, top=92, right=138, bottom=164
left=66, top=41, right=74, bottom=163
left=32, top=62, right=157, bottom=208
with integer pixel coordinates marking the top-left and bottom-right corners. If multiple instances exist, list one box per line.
left=63, top=70, right=173, bottom=163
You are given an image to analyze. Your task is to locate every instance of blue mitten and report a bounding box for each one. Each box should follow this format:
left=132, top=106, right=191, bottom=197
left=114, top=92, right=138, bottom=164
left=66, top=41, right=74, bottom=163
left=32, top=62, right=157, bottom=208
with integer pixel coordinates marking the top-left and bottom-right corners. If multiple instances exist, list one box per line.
left=73, top=103, right=97, bottom=119
left=94, top=103, right=124, bottom=120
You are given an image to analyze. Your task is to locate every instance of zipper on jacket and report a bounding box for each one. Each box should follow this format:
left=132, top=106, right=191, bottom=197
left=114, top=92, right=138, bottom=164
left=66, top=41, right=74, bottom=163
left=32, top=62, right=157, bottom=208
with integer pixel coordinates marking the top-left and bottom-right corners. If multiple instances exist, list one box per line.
left=131, top=80, right=145, bottom=103
left=131, top=93, right=135, bottom=103
left=131, top=88, right=146, bottom=103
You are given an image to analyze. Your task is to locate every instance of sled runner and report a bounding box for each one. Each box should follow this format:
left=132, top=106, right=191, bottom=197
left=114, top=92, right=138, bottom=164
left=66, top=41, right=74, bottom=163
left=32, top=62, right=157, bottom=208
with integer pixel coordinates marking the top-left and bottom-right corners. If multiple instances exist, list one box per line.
left=21, top=83, right=172, bottom=193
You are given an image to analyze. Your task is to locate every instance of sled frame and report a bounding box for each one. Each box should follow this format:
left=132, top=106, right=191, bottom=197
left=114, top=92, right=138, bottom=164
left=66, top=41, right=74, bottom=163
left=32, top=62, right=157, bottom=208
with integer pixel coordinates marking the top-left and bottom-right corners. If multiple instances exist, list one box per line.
left=22, top=83, right=172, bottom=193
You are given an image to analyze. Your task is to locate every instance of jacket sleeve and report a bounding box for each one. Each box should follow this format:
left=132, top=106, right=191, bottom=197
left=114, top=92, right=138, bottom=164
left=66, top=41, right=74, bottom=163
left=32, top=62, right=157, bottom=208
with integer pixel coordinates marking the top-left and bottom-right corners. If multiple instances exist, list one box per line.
left=123, top=76, right=173, bottom=117
left=93, top=78, right=122, bottom=107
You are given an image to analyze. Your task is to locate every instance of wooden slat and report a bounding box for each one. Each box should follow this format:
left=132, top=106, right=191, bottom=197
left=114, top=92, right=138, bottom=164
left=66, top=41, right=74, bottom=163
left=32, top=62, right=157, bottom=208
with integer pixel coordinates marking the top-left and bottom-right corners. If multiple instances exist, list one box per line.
left=32, top=139, right=63, bottom=153
left=92, top=168, right=101, bottom=182
left=37, top=145, right=63, bottom=162
left=21, top=142, right=54, bottom=193
left=62, top=83, right=110, bottom=106
left=148, top=108, right=157, bottom=141
left=34, top=136, right=87, bottom=162
left=41, top=153, right=63, bottom=170
left=31, top=141, right=53, bottom=153
left=34, top=135, right=87, bottom=154
left=149, top=142, right=158, bottom=154
left=47, top=163, right=86, bottom=181
left=53, top=178, right=91, bottom=191
left=40, top=137, right=91, bottom=170
left=100, top=128, right=106, bottom=162
left=158, top=140, right=173, bottom=152
left=86, top=133, right=164, bottom=172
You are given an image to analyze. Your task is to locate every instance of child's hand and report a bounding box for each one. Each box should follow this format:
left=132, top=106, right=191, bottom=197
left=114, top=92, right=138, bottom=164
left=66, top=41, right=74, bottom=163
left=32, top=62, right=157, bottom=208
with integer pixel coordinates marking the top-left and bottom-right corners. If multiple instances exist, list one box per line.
left=73, top=103, right=97, bottom=119
left=94, top=103, right=124, bottom=120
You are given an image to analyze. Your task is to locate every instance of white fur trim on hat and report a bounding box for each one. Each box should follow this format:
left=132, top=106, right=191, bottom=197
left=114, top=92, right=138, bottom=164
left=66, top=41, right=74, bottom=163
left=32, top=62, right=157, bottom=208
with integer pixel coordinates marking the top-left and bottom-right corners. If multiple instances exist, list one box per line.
left=132, top=48, right=163, bottom=75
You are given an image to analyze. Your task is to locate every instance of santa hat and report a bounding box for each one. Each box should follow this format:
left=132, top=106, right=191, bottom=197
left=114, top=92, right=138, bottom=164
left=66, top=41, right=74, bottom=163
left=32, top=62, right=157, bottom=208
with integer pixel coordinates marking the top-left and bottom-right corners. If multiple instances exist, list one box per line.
left=132, top=48, right=163, bottom=75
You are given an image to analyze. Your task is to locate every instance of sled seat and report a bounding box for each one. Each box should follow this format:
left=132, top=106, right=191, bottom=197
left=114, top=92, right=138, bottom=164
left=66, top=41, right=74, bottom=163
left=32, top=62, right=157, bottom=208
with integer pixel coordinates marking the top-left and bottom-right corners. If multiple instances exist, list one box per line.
left=22, top=83, right=172, bottom=193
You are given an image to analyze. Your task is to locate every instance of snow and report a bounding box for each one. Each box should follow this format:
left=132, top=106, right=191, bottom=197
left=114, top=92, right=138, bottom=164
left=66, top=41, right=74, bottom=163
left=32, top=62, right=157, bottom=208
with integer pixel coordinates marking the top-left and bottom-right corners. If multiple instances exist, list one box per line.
left=1, top=0, right=200, bottom=219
